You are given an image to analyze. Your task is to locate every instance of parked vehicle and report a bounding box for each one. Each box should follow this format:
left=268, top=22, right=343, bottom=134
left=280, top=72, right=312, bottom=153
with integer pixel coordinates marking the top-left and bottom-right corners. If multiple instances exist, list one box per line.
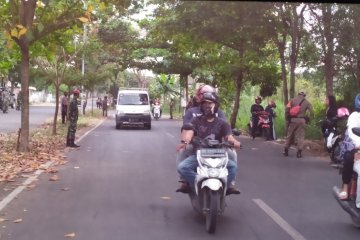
left=321, top=107, right=349, bottom=166
left=321, top=119, right=342, bottom=164
left=333, top=127, right=360, bottom=228
left=184, top=136, right=238, bottom=234
left=248, top=111, right=271, bottom=140
left=115, top=88, right=151, bottom=129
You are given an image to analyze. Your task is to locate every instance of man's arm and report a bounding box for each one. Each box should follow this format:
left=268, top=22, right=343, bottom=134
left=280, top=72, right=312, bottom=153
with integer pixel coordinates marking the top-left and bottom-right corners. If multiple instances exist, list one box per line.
left=176, top=129, right=194, bottom=152
left=225, top=134, right=241, bottom=149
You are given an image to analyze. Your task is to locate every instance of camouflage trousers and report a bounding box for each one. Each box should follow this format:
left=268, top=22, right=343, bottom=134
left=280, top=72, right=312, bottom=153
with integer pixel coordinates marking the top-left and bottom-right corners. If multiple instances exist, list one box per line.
left=67, top=121, right=77, bottom=140
left=285, top=120, right=306, bottom=151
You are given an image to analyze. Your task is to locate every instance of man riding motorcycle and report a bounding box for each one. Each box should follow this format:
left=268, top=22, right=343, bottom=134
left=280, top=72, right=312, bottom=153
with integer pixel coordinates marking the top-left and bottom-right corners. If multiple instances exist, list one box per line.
left=176, top=92, right=241, bottom=195
left=177, top=85, right=239, bottom=188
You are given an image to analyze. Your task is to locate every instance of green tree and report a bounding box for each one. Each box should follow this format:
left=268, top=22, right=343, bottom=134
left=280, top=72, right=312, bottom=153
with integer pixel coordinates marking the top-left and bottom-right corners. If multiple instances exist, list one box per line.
left=1, top=0, right=133, bottom=152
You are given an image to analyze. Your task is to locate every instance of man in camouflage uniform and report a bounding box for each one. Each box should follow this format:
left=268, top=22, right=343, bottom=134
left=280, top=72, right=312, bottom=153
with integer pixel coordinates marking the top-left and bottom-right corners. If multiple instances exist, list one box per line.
left=66, top=89, right=80, bottom=148
left=283, top=90, right=314, bottom=158
left=1, top=89, right=10, bottom=113
left=16, top=90, right=22, bottom=110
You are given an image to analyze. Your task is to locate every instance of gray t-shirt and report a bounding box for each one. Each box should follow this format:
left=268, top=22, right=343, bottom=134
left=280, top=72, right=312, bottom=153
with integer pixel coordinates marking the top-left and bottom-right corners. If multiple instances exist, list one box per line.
left=183, top=106, right=227, bottom=125
left=190, top=116, right=232, bottom=142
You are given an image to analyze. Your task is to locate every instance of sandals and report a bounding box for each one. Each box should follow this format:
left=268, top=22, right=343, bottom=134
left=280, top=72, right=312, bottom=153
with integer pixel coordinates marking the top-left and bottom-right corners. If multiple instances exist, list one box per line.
left=338, top=191, right=348, bottom=200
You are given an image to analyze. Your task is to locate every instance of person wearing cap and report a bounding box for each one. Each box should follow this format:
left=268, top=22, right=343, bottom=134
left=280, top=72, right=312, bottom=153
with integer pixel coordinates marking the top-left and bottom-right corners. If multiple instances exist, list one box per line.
left=176, top=92, right=241, bottom=195
left=250, top=96, right=265, bottom=140
left=283, top=90, right=314, bottom=158
left=66, top=89, right=80, bottom=148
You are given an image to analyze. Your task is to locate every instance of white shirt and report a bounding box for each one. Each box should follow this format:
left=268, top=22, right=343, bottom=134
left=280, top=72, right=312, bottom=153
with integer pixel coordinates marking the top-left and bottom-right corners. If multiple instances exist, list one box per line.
left=347, top=111, right=360, bottom=148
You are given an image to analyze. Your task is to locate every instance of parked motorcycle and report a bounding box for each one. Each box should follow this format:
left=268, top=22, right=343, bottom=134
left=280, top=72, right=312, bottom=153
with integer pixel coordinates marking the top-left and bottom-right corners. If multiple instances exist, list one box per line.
left=320, top=107, right=349, bottom=166
left=333, top=127, right=360, bottom=228
left=320, top=119, right=342, bottom=165
left=248, top=111, right=271, bottom=140
left=185, top=136, right=238, bottom=234
left=153, top=104, right=161, bottom=120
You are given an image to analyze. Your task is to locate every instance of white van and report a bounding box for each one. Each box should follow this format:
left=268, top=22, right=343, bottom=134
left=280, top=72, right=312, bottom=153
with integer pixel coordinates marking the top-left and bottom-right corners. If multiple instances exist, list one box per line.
left=115, top=88, right=152, bottom=129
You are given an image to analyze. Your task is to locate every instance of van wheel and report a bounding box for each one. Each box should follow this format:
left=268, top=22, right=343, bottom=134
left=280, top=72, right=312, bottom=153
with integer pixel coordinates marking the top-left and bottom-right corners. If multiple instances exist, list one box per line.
left=116, top=123, right=121, bottom=129
left=145, top=123, right=151, bottom=130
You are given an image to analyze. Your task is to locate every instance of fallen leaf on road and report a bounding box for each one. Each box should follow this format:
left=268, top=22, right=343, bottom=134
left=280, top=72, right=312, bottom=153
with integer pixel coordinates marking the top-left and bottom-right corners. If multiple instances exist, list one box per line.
left=0, top=218, right=8, bottom=223
left=49, top=175, right=59, bottom=181
left=13, top=219, right=22, bottom=223
left=74, top=166, right=80, bottom=169
left=161, top=196, right=171, bottom=200
left=47, top=168, right=58, bottom=174
left=26, top=184, right=36, bottom=190
left=61, top=187, right=70, bottom=191
left=64, top=232, right=76, bottom=238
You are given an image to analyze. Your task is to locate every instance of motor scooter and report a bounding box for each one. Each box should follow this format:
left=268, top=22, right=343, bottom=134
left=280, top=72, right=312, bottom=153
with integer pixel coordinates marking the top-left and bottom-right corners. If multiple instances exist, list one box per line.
left=186, top=136, right=238, bottom=234
left=153, top=104, right=161, bottom=120
left=333, top=127, right=360, bottom=228
left=248, top=111, right=271, bottom=140
left=320, top=118, right=342, bottom=165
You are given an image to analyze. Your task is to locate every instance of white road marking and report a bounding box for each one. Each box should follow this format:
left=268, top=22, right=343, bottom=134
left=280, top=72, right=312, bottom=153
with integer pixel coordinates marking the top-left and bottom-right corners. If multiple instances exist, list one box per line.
left=0, top=118, right=106, bottom=213
left=253, top=199, right=307, bottom=240
left=0, top=161, right=53, bottom=212
left=166, top=132, right=175, bottom=138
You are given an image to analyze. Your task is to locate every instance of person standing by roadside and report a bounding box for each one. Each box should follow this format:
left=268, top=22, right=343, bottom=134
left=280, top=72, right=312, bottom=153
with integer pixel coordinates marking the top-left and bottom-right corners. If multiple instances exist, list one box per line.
left=60, top=92, right=68, bottom=124
left=83, top=99, right=87, bottom=115
left=169, top=97, right=175, bottom=119
left=265, top=99, right=277, bottom=140
left=283, top=90, right=314, bottom=158
left=66, top=90, right=80, bottom=148
left=250, top=96, right=265, bottom=140
left=102, top=96, right=108, bottom=117
left=16, top=90, right=22, bottom=111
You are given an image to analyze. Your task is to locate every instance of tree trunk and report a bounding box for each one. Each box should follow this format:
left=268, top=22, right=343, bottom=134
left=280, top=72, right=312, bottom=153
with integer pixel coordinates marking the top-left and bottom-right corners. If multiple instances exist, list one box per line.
left=19, top=43, right=30, bottom=152
left=289, top=6, right=298, bottom=99
left=52, top=82, right=60, bottom=135
left=230, top=71, right=243, bottom=129
left=179, top=73, right=188, bottom=102
left=289, top=4, right=305, bottom=99
left=278, top=39, right=288, bottom=105
left=322, top=4, right=335, bottom=96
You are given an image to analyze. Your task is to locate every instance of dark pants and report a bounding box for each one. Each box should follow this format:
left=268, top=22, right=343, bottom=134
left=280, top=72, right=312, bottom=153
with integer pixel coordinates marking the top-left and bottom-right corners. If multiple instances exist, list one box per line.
left=342, top=150, right=356, bottom=184
left=251, top=117, right=259, bottom=137
left=61, top=106, right=67, bottom=124
left=170, top=107, right=174, bottom=119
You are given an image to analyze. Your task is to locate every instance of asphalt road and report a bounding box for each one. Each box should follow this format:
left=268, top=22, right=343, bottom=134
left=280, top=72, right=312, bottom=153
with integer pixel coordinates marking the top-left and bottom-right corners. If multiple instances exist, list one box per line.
left=0, top=115, right=359, bottom=239
left=0, top=105, right=56, bottom=134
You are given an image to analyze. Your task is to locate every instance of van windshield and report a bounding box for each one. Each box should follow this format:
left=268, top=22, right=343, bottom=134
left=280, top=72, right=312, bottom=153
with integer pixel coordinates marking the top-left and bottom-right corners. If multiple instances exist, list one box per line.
left=118, top=93, right=149, bottom=105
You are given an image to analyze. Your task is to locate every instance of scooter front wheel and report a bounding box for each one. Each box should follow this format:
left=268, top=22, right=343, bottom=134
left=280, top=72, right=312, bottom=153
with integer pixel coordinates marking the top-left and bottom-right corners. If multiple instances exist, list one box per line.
left=351, top=216, right=360, bottom=228
left=204, top=189, right=219, bottom=234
